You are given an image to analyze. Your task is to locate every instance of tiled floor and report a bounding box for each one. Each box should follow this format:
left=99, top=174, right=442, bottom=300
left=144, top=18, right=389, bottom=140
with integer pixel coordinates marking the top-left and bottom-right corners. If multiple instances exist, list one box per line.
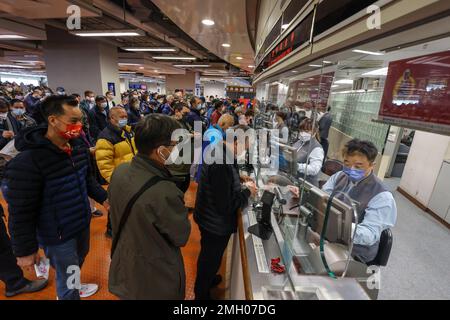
left=0, top=182, right=202, bottom=300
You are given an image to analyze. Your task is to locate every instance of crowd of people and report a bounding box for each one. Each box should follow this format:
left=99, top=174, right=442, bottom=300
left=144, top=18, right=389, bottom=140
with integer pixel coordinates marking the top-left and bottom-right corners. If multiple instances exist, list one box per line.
left=0, top=80, right=396, bottom=301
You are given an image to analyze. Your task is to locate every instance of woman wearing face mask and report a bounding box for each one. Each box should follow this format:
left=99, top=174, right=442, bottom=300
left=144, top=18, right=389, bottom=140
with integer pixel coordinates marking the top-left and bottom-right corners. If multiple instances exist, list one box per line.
left=108, top=114, right=191, bottom=300
left=292, top=118, right=324, bottom=186
left=127, top=97, right=142, bottom=128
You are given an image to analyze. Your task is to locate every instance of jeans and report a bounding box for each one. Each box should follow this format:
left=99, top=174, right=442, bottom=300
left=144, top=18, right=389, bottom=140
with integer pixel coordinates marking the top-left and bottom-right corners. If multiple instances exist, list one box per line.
left=42, top=227, right=90, bottom=300
left=194, top=228, right=231, bottom=300
left=0, top=216, right=29, bottom=292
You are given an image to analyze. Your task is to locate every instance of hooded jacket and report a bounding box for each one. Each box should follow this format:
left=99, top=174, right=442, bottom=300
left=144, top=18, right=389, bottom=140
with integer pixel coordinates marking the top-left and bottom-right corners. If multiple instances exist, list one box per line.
left=3, top=126, right=107, bottom=257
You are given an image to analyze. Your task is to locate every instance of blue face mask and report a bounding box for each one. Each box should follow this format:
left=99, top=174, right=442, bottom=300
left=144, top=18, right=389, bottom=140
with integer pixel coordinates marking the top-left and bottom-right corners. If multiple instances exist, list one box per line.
left=343, top=166, right=367, bottom=183
left=12, top=108, right=25, bottom=117
left=118, top=119, right=128, bottom=128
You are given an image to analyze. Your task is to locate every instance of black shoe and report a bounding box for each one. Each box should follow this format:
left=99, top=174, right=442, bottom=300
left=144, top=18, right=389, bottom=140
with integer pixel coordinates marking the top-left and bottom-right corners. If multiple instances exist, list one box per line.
left=105, top=229, right=112, bottom=239
left=5, top=279, right=48, bottom=298
left=211, top=274, right=222, bottom=287
left=92, top=210, right=103, bottom=217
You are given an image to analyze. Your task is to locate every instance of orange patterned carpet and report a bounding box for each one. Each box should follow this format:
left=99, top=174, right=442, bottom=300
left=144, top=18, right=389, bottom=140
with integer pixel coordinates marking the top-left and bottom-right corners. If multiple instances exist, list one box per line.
left=0, top=182, right=202, bottom=300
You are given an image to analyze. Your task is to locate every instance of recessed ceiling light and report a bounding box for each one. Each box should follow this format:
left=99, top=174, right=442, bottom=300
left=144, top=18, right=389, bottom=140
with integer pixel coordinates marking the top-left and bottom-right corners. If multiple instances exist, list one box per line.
left=236, top=57, right=243, bottom=60
left=152, top=56, right=196, bottom=60
left=202, top=19, right=215, bottom=26
left=292, top=70, right=298, bottom=73
left=122, top=47, right=177, bottom=52
left=72, top=29, right=144, bottom=37
left=309, top=64, right=322, bottom=67
left=0, top=35, right=27, bottom=39
left=323, top=61, right=332, bottom=64
left=352, top=49, right=384, bottom=56
left=248, top=65, right=255, bottom=68
left=222, top=43, right=231, bottom=48
left=281, top=24, right=289, bottom=30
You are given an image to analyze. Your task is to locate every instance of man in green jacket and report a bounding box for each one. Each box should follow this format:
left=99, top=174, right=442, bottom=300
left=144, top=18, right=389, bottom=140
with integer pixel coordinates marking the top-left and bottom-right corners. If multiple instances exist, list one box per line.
left=108, top=114, right=191, bottom=300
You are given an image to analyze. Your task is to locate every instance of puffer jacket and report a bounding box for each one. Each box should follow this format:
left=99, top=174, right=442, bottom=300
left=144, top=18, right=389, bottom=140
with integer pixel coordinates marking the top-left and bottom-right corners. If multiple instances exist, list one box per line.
left=3, top=126, right=107, bottom=257
left=95, top=123, right=136, bottom=183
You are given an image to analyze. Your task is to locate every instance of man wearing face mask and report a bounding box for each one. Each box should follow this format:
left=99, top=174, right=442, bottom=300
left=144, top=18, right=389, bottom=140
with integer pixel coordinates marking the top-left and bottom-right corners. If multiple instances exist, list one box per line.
left=3, top=95, right=109, bottom=300
left=7, top=99, right=36, bottom=133
left=88, top=96, right=109, bottom=142
left=322, top=139, right=397, bottom=263
left=186, top=96, right=203, bottom=129
left=80, top=91, right=96, bottom=114
left=24, top=87, right=43, bottom=115
left=96, top=106, right=136, bottom=237
left=108, top=114, right=191, bottom=300
left=194, top=125, right=257, bottom=300
left=127, top=97, right=142, bottom=127
left=170, top=102, right=194, bottom=193
left=0, top=99, right=15, bottom=150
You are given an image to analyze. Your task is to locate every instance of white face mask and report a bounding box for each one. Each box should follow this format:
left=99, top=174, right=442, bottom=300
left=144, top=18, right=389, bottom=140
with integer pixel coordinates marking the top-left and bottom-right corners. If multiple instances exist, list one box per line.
left=305, top=110, right=312, bottom=118
left=299, top=132, right=312, bottom=141
left=0, top=112, right=8, bottom=119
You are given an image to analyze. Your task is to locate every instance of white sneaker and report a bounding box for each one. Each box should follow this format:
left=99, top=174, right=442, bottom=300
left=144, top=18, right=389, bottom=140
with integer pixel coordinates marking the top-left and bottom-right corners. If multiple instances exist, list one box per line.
left=79, top=283, right=99, bottom=298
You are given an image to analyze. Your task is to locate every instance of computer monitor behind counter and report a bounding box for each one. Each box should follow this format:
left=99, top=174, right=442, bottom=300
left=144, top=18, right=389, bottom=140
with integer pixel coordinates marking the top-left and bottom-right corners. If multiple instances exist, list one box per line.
left=298, top=179, right=355, bottom=246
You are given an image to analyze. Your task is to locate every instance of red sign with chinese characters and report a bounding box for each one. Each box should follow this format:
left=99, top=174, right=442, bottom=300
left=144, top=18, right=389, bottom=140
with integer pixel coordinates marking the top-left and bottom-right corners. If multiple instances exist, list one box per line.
left=379, top=50, right=450, bottom=128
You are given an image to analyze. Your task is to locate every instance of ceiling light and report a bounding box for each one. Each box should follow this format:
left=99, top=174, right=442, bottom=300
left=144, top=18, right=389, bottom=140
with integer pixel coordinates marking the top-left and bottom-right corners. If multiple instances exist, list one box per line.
left=335, top=79, right=354, bottom=84
left=122, top=47, right=177, bottom=52
left=0, top=64, right=32, bottom=69
left=72, top=29, right=144, bottom=37
left=139, top=67, right=145, bottom=70
left=152, top=56, right=196, bottom=60
left=323, top=61, right=332, bottom=64
left=281, top=24, right=289, bottom=30
left=352, top=49, right=384, bottom=56
left=222, top=43, right=231, bottom=48
left=0, top=35, right=27, bottom=39
left=292, top=70, right=299, bottom=73
left=119, top=63, right=141, bottom=66
left=173, top=64, right=211, bottom=68
left=236, top=57, right=243, bottom=60
left=202, top=19, right=215, bottom=26
left=362, top=67, right=389, bottom=76
left=309, top=64, right=322, bottom=67
left=248, top=65, right=255, bottom=68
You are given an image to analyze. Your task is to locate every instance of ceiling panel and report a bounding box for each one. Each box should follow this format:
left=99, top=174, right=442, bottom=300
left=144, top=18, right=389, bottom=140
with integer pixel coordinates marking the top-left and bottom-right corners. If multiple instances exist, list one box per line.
left=151, top=0, right=255, bottom=73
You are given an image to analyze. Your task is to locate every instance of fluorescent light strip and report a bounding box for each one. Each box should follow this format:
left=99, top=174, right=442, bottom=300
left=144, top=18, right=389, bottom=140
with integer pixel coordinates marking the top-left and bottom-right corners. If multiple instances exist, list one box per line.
left=153, top=56, right=196, bottom=60
left=309, top=64, right=323, bottom=67
left=0, top=35, right=27, bottom=39
left=352, top=49, right=384, bottom=56
left=335, top=79, right=354, bottom=84
left=362, top=67, right=388, bottom=76
left=202, top=19, right=215, bottom=26
left=123, top=47, right=177, bottom=52
left=222, top=44, right=231, bottom=48
left=119, top=63, right=141, bottom=66
left=73, top=30, right=143, bottom=37
left=173, top=65, right=210, bottom=68
left=0, top=64, right=33, bottom=69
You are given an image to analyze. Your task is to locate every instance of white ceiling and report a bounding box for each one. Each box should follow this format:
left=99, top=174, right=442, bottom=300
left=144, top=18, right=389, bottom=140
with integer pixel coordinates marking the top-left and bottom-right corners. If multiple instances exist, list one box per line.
left=151, top=0, right=255, bottom=73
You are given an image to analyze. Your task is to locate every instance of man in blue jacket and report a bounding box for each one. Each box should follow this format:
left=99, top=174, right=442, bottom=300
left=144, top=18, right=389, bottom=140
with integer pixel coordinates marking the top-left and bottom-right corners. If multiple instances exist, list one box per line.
left=3, top=95, right=109, bottom=300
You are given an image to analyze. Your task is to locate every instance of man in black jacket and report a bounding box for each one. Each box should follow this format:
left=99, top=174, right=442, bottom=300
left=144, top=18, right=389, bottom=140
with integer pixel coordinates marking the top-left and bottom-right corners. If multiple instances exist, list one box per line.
left=88, top=96, right=109, bottom=142
left=194, top=125, right=257, bottom=300
left=3, top=95, right=109, bottom=300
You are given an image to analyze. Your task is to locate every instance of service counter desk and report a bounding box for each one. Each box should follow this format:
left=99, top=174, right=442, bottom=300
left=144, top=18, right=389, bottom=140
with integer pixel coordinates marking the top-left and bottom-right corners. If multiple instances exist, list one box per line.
left=229, top=169, right=378, bottom=300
